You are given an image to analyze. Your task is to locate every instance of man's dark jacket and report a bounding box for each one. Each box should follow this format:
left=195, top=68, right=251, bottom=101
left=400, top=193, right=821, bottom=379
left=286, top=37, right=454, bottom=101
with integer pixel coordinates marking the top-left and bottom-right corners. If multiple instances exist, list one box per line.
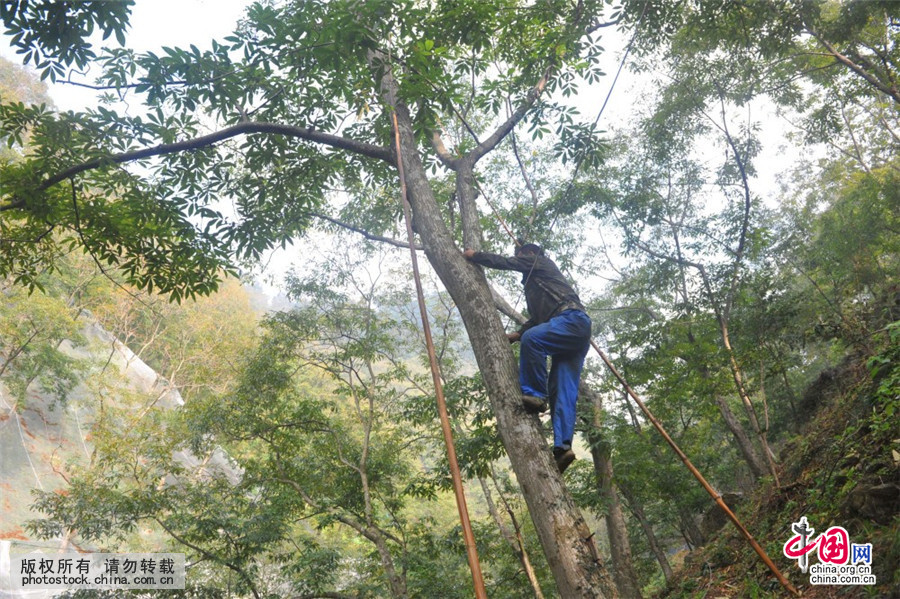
left=469, top=251, right=584, bottom=334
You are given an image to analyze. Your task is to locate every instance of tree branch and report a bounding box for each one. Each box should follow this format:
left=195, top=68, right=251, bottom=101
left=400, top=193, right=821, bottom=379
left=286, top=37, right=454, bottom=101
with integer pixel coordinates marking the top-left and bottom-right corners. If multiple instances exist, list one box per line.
left=490, top=286, right=526, bottom=325
left=153, top=517, right=262, bottom=599
left=310, top=211, right=421, bottom=250
left=430, top=127, right=459, bottom=169
left=806, top=27, right=900, bottom=105
left=586, top=17, right=622, bottom=35
left=69, top=179, right=152, bottom=308
left=469, top=68, right=552, bottom=164
left=59, top=68, right=237, bottom=91
left=506, top=98, right=539, bottom=226
left=270, top=475, right=402, bottom=545
left=1, top=121, right=394, bottom=212
left=711, top=81, right=752, bottom=322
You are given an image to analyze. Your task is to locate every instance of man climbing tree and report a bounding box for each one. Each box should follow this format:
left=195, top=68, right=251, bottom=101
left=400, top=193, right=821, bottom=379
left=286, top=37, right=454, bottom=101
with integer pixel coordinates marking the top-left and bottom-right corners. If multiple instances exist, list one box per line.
left=464, top=243, right=592, bottom=473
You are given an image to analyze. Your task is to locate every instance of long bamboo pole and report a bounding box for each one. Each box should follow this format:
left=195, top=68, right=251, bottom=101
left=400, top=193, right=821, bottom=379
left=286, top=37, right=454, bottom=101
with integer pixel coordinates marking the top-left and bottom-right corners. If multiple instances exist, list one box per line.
left=590, top=341, right=800, bottom=597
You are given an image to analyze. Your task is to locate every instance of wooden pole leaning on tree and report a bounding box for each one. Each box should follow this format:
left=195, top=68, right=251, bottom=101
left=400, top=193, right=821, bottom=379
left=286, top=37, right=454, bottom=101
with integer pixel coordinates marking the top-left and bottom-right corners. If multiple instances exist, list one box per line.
left=391, top=112, right=489, bottom=599
left=589, top=340, right=800, bottom=597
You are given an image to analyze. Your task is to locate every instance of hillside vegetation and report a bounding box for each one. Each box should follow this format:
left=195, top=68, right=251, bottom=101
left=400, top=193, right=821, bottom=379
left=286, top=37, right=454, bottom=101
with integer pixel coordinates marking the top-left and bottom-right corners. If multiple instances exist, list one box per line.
left=659, top=306, right=900, bottom=598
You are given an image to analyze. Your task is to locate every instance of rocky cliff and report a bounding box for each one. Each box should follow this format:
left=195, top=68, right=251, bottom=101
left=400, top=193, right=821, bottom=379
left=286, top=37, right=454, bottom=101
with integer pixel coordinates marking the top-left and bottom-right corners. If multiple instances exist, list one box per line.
left=0, top=316, right=235, bottom=597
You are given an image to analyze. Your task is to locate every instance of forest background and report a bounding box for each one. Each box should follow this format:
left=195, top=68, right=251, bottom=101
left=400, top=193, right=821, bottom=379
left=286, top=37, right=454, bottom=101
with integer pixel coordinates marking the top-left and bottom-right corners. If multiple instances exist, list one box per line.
left=0, top=1, right=898, bottom=598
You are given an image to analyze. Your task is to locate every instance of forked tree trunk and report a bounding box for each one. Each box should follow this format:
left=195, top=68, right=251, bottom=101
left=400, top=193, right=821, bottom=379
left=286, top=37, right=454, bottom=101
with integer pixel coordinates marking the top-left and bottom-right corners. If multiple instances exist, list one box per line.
left=669, top=246, right=772, bottom=485
left=718, top=322, right=781, bottom=485
left=713, top=394, right=768, bottom=481
left=372, top=534, right=409, bottom=599
left=388, top=100, right=616, bottom=597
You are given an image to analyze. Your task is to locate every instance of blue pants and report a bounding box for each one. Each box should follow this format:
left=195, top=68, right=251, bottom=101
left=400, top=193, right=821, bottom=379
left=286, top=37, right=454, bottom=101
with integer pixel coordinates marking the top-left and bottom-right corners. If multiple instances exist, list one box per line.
left=519, top=310, right=592, bottom=450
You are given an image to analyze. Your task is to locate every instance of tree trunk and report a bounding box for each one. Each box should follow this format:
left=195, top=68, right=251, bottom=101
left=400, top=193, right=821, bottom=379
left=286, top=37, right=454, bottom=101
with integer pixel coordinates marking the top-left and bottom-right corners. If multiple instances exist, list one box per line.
left=455, top=160, right=483, bottom=251
left=718, top=322, right=780, bottom=485
left=777, top=364, right=801, bottom=433
left=371, top=533, right=409, bottom=599
left=670, top=222, right=778, bottom=485
left=389, top=100, right=616, bottom=597
left=713, top=394, right=768, bottom=481
left=693, top=355, right=768, bottom=483
left=617, top=483, right=674, bottom=584
left=584, top=388, right=642, bottom=599
left=478, top=476, right=546, bottom=599
left=677, top=506, right=705, bottom=549
left=617, top=387, right=690, bottom=575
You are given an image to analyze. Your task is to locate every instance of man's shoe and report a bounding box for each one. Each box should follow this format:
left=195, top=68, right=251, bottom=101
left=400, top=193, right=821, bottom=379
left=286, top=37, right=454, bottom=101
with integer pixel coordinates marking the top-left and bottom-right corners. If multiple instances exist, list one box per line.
left=553, top=447, right=576, bottom=474
left=522, top=395, right=548, bottom=414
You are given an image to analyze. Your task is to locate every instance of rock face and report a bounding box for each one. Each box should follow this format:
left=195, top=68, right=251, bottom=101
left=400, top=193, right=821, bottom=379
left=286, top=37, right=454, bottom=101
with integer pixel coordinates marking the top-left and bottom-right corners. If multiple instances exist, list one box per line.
left=0, top=317, right=235, bottom=596
left=846, top=483, right=900, bottom=524
left=2, top=320, right=182, bottom=544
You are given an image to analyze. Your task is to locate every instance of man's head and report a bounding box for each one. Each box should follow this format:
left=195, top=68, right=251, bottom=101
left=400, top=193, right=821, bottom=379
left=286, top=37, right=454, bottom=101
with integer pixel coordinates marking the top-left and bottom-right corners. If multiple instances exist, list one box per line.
left=515, top=242, right=543, bottom=257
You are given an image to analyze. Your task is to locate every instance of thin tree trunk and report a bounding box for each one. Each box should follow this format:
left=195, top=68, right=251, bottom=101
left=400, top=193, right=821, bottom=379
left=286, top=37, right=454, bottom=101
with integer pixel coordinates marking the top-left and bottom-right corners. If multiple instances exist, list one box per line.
left=478, top=476, right=546, bottom=599
left=357, top=364, right=409, bottom=599
left=778, top=365, right=801, bottom=432
left=677, top=506, right=705, bottom=549
left=697, top=104, right=781, bottom=486
left=371, top=534, right=409, bottom=599
left=618, top=386, right=705, bottom=556
left=666, top=228, right=773, bottom=486
left=718, top=321, right=781, bottom=486
left=618, top=483, right=674, bottom=584
left=713, top=394, right=768, bottom=481
left=584, top=387, right=642, bottom=599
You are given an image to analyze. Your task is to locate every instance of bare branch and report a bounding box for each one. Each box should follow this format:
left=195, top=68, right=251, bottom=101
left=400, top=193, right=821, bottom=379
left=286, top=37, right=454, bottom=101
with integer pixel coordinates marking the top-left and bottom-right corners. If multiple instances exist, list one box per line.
left=711, top=81, right=752, bottom=322
left=310, top=211, right=421, bottom=250
left=586, top=17, right=622, bottom=35
left=430, top=127, right=458, bottom=169
left=806, top=26, right=900, bottom=105
left=840, top=104, right=873, bottom=175
left=490, top=286, right=526, bottom=325
left=506, top=98, right=539, bottom=226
